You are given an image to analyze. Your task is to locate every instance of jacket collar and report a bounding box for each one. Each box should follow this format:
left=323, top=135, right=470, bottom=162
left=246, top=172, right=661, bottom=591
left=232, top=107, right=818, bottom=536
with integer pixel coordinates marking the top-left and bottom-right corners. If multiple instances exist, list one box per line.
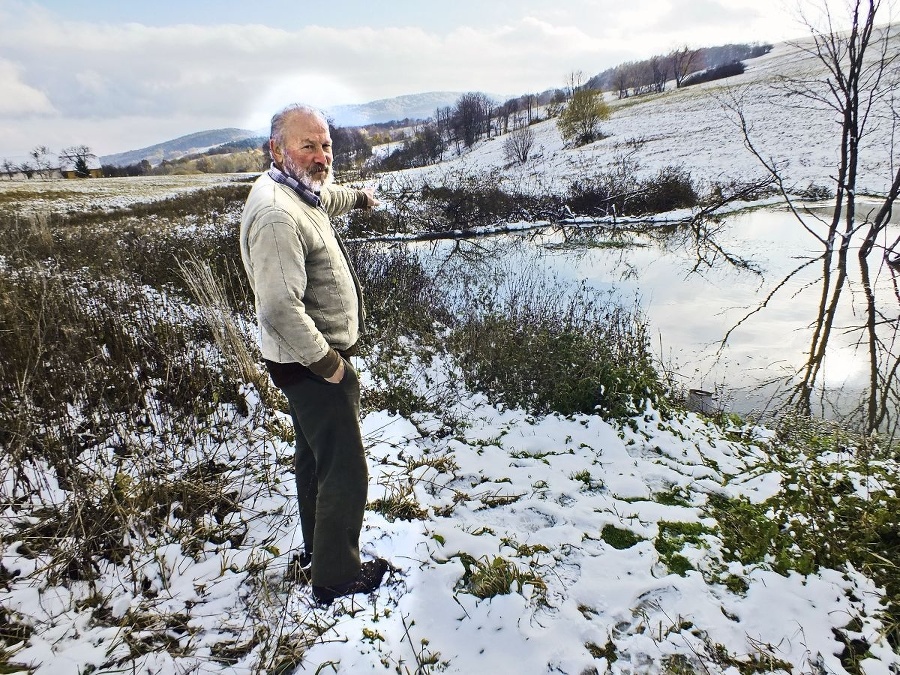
left=267, top=164, right=321, bottom=208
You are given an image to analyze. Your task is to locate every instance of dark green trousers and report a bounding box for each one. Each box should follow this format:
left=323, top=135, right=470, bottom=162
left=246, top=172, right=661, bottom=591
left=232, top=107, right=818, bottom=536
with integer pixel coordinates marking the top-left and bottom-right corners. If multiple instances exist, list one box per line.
left=281, top=359, right=367, bottom=587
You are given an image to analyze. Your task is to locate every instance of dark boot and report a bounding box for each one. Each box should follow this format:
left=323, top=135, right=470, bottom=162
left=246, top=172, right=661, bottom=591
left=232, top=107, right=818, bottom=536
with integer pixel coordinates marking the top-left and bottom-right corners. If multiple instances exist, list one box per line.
left=312, top=558, right=389, bottom=605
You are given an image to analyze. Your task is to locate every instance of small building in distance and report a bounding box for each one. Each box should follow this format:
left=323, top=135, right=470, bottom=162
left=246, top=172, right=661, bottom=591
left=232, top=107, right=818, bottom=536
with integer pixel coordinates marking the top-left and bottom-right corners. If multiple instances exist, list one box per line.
left=59, top=155, right=103, bottom=178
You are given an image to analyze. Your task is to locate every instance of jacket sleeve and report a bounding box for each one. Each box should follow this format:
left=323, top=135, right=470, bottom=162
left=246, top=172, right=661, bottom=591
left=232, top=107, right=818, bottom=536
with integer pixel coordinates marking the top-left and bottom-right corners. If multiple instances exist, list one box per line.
left=244, top=208, right=338, bottom=375
left=319, top=183, right=363, bottom=218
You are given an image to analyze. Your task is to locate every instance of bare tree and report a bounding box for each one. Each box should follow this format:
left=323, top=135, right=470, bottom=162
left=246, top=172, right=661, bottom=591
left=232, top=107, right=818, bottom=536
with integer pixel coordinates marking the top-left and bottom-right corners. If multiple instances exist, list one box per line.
left=523, top=93, right=539, bottom=123
left=725, top=0, right=900, bottom=435
left=632, top=61, right=657, bottom=95
left=497, top=98, right=522, bottom=135
left=650, top=56, right=669, bottom=93
left=503, top=124, right=536, bottom=164
left=451, top=93, right=494, bottom=148
left=565, top=70, right=585, bottom=101
left=59, top=145, right=97, bottom=178
left=29, top=145, right=53, bottom=179
left=1, top=158, right=14, bottom=179
left=613, top=63, right=635, bottom=99
left=671, top=46, right=702, bottom=88
left=434, top=105, right=454, bottom=149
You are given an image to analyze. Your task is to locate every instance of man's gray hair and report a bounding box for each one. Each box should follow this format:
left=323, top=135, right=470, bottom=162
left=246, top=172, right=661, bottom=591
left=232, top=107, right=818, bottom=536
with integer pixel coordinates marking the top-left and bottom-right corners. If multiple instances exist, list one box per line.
left=270, top=104, right=329, bottom=147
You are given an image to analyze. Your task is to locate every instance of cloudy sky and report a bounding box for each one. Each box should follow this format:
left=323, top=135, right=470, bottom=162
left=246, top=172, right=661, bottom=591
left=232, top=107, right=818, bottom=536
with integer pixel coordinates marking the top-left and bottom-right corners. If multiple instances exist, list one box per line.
left=0, top=0, right=843, bottom=160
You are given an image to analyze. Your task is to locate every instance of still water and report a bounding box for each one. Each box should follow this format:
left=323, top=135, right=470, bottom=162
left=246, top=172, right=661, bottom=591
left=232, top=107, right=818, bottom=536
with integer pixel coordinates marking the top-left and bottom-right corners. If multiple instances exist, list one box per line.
left=415, top=202, right=900, bottom=419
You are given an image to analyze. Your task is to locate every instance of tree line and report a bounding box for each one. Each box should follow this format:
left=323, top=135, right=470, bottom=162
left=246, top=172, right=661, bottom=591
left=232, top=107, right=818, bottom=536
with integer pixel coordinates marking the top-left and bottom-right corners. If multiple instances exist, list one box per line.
left=588, top=43, right=771, bottom=99
left=364, top=42, right=769, bottom=172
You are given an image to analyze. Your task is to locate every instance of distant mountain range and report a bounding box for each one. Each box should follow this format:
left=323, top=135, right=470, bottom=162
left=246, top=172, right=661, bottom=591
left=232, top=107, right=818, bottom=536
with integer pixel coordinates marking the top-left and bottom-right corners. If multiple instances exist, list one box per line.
left=100, top=91, right=467, bottom=167
left=100, top=128, right=262, bottom=168
left=323, top=91, right=466, bottom=127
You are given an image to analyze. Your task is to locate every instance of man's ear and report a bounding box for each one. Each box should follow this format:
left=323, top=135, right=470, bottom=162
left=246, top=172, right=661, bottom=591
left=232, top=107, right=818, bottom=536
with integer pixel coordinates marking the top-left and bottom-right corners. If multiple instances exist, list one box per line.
left=269, top=139, right=283, bottom=165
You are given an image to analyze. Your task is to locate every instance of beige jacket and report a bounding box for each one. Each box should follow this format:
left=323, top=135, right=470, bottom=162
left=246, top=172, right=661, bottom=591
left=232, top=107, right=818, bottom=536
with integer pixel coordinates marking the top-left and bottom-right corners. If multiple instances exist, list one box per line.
left=240, top=171, right=365, bottom=377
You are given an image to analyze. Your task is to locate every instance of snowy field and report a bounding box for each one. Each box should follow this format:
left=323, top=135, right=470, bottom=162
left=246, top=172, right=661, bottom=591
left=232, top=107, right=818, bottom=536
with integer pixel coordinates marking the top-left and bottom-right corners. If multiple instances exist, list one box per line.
left=0, top=173, right=253, bottom=214
left=2, top=30, right=900, bottom=675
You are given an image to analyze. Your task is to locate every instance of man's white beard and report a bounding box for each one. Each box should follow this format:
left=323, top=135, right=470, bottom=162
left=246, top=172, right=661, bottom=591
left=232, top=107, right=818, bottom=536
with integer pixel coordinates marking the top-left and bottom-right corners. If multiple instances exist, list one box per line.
left=283, top=155, right=328, bottom=190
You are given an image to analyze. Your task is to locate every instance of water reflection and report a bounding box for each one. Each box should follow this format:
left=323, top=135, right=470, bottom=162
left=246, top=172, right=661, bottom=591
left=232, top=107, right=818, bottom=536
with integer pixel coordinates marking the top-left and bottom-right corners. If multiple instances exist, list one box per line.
left=409, top=204, right=900, bottom=421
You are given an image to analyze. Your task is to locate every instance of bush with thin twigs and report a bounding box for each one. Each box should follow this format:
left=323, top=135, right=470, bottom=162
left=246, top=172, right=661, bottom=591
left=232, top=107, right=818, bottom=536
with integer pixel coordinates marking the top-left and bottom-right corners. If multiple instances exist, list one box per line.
left=344, top=168, right=563, bottom=237
left=447, top=269, right=664, bottom=418
left=346, top=244, right=462, bottom=420
left=503, top=125, right=537, bottom=164
left=569, top=164, right=698, bottom=217
left=349, top=164, right=704, bottom=242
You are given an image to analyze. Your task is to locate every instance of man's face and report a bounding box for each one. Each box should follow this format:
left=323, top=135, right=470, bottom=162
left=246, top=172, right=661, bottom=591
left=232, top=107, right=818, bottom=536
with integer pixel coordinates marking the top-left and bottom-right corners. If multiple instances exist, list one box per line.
left=271, top=112, right=333, bottom=188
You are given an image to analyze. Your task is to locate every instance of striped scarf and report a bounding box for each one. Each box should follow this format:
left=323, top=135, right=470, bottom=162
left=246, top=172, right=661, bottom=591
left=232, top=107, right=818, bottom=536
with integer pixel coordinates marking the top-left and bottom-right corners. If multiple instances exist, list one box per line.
left=267, top=164, right=321, bottom=208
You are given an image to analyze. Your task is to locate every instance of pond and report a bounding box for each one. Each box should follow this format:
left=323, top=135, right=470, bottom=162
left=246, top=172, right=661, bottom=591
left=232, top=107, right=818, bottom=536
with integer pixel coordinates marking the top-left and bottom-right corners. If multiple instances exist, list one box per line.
left=413, top=201, right=900, bottom=420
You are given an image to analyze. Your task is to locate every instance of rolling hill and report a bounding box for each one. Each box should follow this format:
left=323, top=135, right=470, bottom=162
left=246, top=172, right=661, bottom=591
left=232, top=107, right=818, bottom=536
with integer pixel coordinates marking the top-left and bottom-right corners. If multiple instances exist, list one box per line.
left=99, top=128, right=260, bottom=167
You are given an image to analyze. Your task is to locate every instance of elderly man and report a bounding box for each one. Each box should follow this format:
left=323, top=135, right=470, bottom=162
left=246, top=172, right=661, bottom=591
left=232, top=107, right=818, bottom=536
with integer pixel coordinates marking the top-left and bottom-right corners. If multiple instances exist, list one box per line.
left=240, top=103, right=387, bottom=605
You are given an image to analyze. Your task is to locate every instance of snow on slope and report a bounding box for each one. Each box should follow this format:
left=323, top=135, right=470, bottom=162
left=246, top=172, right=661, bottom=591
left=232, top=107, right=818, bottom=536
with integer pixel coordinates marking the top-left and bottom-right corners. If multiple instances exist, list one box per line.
left=398, top=33, right=897, bottom=198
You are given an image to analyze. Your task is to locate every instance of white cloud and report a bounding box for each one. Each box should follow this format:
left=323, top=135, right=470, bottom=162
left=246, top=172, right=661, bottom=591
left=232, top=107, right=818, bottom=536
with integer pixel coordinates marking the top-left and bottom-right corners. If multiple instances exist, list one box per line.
left=0, top=59, right=54, bottom=115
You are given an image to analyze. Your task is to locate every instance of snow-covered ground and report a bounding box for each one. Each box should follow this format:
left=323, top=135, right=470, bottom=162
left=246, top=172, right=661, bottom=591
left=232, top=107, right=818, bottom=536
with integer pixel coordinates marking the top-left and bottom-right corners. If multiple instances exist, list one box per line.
left=2, top=31, right=899, bottom=675
left=3, top=370, right=896, bottom=674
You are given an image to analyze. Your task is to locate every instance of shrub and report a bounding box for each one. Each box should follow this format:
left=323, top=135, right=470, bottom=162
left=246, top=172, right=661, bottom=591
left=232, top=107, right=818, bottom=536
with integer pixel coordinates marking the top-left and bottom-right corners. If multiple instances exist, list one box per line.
left=503, top=126, right=536, bottom=164
left=568, top=164, right=698, bottom=217
left=681, top=61, right=746, bottom=87
left=348, top=246, right=450, bottom=341
left=419, top=175, right=558, bottom=231
left=635, top=166, right=699, bottom=213
left=797, top=183, right=835, bottom=200
left=704, top=177, right=778, bottom=205
left=557, top=89, right=610, bottom=146
left=344, top=206, right=400, bottom=237
left=347, top=169, right=562, bottom=237
left=447, top=272, right=665, bottom=419
left=346, top=246, right=458, bottom=419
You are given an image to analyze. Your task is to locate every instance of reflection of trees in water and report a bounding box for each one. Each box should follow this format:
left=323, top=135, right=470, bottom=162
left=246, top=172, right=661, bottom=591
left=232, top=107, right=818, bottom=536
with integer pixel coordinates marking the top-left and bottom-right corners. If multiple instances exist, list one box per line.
left=393, top=179, right=897, bottom=434
left=722, top=0, right=900, bottom=436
